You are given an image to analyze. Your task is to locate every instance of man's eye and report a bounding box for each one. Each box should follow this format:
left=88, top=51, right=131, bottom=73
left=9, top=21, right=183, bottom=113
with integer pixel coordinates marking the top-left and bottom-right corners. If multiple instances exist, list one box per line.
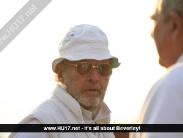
left=81, top=64, right=88, bottom=71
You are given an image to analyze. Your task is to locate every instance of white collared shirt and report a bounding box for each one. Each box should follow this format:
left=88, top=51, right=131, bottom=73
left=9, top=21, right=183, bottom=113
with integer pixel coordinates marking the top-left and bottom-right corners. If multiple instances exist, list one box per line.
left=12, top=86, right=113, bottom=138
left=130, top=54, right=183, bottom=138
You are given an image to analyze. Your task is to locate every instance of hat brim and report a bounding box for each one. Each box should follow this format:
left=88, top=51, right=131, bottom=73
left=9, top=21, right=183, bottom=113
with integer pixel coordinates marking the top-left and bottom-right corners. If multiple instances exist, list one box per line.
left=52, top=58, right=65, bottom=73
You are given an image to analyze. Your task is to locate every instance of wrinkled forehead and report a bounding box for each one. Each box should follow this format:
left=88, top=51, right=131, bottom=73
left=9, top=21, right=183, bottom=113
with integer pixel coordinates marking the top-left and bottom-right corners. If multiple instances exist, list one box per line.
left=156, top=0, right=163, bottom=13
left=150, top=0, right=163, bottom=20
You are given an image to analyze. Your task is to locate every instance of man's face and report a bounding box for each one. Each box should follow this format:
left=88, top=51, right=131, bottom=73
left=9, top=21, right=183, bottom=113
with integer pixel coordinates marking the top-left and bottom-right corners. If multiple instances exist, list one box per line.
left=60, top=59, right=111, bottom=110
left=151, top=11, right=173, bottom=68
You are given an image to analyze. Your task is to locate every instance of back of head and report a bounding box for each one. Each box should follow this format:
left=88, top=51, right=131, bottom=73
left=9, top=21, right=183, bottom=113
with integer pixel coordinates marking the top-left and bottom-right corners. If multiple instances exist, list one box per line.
left=150, top=0, right=183, bottom=68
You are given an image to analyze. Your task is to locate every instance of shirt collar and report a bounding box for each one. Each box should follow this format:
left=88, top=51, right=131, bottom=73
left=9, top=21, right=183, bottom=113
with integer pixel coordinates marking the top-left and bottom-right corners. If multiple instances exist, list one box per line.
left=53, top=84, right=111, bottom=124
left=81, top=102, right=111, bottom=123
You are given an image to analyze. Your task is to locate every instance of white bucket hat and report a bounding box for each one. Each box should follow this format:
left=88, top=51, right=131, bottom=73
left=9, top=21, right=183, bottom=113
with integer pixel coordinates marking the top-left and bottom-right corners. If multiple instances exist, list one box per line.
left=52, top=24, right=120, bottom=73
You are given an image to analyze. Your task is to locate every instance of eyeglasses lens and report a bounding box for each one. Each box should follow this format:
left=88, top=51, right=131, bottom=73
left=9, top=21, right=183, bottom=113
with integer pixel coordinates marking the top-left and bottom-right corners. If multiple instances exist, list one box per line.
left=77, top=63, right=92, bottom=75
left=77, top=63, right=111, bottom=76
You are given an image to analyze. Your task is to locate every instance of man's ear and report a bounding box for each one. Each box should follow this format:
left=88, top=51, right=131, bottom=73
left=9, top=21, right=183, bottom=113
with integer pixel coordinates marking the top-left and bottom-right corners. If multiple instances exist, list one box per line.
left=170, top=11, right=183, bottom=40
left=55, top=64, right=64, bottom=83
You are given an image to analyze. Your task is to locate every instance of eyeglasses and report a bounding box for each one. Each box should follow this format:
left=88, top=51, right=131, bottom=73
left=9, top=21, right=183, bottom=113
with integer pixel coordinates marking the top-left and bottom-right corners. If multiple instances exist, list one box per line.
left=67, top=62, right=112, bottom=77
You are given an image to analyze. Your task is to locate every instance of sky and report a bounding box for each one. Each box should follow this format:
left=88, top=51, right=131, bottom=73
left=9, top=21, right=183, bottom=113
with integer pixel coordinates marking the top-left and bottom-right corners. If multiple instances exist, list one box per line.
left=0, top=1, right=167, bottom=136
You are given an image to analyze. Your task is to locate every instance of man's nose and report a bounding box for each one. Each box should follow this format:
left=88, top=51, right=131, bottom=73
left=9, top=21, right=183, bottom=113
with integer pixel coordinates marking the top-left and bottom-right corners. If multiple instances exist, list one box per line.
left=87, top=68, right=99, bottom=82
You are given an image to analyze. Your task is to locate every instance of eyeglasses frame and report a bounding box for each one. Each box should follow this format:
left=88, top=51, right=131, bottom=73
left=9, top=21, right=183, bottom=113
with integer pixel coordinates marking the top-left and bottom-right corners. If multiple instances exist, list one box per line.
left=66, top=62, right=112, bottom=76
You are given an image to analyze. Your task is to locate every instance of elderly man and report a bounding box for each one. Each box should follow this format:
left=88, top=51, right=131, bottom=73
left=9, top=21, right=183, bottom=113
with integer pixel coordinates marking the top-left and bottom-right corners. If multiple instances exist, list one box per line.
left=9, top=24, right=120, bottom=138
left=130, top=0, right=183, bottom=138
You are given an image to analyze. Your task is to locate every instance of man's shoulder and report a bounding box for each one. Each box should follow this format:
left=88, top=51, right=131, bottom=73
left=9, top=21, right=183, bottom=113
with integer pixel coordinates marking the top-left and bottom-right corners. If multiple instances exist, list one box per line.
left=147, top=63, right=183, bottom=99
left=32, top=97, right=67, bottom=118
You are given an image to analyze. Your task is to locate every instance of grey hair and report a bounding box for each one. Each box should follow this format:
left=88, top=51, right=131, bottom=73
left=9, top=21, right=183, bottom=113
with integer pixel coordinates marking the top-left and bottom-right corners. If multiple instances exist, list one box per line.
left=151, top=0, right=183, bottom=21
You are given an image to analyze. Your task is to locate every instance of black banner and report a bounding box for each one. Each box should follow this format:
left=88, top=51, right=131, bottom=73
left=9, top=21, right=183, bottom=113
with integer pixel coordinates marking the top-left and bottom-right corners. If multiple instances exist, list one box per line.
left=1, top=124, right=183, bottom=132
